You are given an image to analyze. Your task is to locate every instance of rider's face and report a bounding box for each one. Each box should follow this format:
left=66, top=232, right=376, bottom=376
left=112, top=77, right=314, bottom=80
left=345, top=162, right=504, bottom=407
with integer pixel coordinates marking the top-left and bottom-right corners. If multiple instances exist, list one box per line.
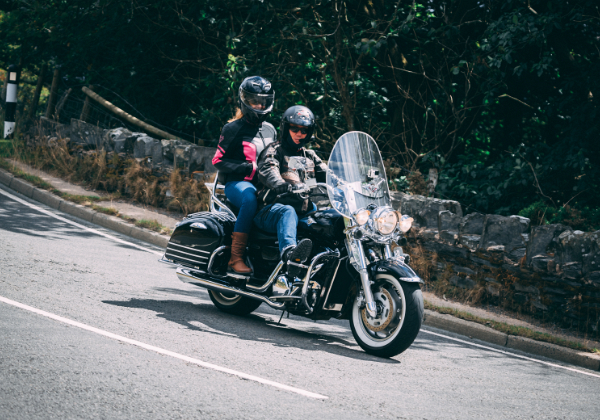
left=289, top=124, right=307, bottom=144
left=249, top=102, right=266, bottom=110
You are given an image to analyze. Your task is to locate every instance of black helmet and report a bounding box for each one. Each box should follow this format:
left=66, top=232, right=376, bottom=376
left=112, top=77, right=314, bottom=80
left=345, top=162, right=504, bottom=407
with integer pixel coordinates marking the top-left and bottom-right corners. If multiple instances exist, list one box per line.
left=280, top=105, right=315, bottom=150
left=239, top=76, right=275, bottom=124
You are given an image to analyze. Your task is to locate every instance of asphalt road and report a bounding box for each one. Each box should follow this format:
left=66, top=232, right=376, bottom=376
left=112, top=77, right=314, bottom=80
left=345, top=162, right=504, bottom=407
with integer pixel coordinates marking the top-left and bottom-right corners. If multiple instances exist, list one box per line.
left=1, top=185, right=599, bottom=420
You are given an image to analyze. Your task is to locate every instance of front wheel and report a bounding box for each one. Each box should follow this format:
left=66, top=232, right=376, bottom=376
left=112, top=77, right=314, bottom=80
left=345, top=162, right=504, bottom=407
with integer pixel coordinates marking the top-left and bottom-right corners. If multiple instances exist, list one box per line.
left=350, top=274, right=424, bottom=358
left=208, top=290, right=262, bottom=316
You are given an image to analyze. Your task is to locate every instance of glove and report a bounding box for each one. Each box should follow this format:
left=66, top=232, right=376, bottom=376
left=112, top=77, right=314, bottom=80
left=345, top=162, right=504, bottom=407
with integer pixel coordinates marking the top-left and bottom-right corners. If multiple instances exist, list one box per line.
left=237, top=162, right=253, bottom=175
left=274, top=183, right=292, bottom=194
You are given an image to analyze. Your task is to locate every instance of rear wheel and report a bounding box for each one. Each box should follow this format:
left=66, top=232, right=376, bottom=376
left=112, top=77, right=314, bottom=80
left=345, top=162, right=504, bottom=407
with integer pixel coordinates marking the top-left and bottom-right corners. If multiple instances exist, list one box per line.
left=350, top=274, right=423, bottom=358
left=208, top=290, right=262, bottom=315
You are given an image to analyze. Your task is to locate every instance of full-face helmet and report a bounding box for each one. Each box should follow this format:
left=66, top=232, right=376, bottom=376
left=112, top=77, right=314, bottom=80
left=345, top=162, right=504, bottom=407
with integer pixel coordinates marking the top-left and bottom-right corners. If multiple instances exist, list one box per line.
left=239, top=76, right=275, bottom=124
left=280, top=105, right=315, bottom=150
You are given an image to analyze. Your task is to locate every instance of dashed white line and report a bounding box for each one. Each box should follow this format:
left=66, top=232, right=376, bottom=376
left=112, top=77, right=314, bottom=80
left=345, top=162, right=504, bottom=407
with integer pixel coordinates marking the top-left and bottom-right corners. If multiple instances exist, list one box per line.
left=0, top=186, right=162, bottom=256
left=0, top=295, right=329, bottom=400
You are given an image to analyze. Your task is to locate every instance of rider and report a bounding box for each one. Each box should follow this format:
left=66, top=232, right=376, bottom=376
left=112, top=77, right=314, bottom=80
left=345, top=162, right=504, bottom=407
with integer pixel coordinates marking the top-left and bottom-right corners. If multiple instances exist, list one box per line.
left=212, top=76, right=276, bottom=274
left=254, top=105, right=327, bottom=263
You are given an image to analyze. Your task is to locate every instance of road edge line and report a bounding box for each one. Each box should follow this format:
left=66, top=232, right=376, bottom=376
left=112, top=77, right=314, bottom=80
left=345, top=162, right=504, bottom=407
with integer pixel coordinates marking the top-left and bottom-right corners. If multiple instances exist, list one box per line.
left=0, top=295, right=329, bottom=400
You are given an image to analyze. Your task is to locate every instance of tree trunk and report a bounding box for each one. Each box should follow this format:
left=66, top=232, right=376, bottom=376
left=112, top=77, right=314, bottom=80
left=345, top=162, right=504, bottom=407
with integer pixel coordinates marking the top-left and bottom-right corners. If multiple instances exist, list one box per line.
left=45, top=67, right=60, bottom=119
left=28, top=63, right=47, bottom=121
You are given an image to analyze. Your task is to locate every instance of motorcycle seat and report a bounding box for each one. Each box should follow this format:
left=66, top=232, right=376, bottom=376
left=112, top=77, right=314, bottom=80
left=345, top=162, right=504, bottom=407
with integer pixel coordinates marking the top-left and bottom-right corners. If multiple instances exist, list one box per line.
left=251, top=226, right=278, bottom=241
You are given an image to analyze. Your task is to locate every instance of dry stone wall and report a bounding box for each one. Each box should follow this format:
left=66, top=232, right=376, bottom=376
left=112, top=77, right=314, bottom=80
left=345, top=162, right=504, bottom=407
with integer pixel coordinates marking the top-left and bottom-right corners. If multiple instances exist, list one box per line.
left=35, top=117, right=217, bottom=178
left=390, top=192, right=600, bottom=335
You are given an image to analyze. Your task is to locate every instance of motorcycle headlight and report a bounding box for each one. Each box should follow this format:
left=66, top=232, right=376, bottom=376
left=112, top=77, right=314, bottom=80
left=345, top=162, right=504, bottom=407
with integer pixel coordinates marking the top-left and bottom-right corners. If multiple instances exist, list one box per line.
left=399, top=215, right=414, bottom=233
left=373, top=209, right=398, bottom=235
left=353, top=208, right=371, bottom=226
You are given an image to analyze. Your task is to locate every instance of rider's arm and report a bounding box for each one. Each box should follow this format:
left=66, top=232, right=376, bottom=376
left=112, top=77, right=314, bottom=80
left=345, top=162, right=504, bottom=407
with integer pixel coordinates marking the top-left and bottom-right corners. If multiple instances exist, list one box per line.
left=257, top=144, right=287, bottom=190
left=211, top=123, right=252, bottom=175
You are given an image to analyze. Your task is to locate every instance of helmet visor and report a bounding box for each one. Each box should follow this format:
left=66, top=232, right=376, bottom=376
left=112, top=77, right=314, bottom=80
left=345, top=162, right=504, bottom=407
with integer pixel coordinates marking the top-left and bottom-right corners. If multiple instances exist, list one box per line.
left=240, top=90, right=274, bottom=114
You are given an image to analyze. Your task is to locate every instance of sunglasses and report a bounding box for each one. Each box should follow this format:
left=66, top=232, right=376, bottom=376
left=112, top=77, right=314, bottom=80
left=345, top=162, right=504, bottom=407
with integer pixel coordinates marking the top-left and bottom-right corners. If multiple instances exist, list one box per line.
left=289, top=126, right=308, bottom=134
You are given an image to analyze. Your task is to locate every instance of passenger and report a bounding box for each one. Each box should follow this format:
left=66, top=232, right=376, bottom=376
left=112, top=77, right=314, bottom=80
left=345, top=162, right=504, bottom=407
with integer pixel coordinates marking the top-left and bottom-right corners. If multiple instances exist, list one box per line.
left=212, top=76, right=276, bottom=273
left=254, top=105, right=327, bottom=263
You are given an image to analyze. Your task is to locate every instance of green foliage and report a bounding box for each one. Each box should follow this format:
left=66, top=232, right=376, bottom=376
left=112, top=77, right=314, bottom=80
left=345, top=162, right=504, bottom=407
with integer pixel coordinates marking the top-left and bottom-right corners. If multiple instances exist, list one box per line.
left=1, top=0, right=598, bottom=226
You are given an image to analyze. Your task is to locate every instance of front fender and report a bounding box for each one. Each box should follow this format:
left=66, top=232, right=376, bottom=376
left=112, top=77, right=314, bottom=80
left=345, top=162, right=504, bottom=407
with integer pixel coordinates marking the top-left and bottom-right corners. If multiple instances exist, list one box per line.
left=368, top=259, right=423, bottom=284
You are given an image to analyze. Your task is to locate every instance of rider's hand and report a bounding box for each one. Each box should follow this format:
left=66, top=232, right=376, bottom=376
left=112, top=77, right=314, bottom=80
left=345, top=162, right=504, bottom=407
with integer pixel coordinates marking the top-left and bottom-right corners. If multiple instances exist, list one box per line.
left=237, top=162, right=253, bottom=175
left=274, top=183, right=292, bottom=194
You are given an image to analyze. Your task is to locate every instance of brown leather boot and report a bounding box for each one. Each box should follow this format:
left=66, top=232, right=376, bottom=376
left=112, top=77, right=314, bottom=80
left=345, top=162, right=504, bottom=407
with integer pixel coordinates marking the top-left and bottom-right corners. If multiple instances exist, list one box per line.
left=228, top=232, right=252, bottom=274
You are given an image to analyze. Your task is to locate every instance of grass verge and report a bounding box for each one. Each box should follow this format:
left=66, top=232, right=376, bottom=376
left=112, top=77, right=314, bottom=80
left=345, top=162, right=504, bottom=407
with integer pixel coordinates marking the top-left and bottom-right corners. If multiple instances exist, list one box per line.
left=134, top=219, right=171, bottom=235
left=424, top=300, right=600, bottom=354
left=91, top=204, right=119, bottom=216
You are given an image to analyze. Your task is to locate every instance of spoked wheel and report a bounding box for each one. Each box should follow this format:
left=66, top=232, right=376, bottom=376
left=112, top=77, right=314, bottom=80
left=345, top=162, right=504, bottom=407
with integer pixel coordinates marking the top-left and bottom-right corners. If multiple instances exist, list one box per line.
left=350, top=274, right=424, bottom=358
left=208, top=290, right=262, bottom=316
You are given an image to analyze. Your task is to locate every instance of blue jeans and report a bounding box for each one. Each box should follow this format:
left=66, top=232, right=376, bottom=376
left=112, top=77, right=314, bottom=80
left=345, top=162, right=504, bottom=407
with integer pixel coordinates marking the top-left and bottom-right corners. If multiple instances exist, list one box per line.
left=225, top=181, right=257, bottom=234
left=253, top=203, right=316, bottom=255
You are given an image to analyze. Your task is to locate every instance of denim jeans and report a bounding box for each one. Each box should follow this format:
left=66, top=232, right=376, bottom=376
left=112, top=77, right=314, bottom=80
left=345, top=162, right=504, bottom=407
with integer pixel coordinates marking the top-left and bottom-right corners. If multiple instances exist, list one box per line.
left=253, top=203, right=316, bottom=255
left=224, top=181, right=257, bottom=234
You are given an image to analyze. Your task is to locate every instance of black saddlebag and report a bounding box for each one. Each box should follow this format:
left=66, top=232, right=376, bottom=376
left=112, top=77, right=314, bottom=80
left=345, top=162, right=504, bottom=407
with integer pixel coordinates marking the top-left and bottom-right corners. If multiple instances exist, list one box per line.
left=164, top=212, right=235, bottom=271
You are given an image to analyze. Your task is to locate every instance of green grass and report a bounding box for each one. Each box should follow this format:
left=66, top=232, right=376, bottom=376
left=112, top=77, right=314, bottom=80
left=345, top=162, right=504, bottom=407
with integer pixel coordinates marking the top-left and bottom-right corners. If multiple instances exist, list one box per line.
left=58, top=193, right=101, bottom=205
left=424, top=300, right=599, bottom=354
left=0, top=158, right=54, bottom=190
left=134, top=219, right=171, bottom=235
left=91, top=204, right=119, bottom=216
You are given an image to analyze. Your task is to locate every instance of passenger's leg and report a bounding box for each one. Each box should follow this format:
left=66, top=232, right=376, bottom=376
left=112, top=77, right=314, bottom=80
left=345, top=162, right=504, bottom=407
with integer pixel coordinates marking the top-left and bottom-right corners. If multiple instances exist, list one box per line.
left=224, top=181, right=257, bottom=273
left=224, top=181, right=257, bottom=233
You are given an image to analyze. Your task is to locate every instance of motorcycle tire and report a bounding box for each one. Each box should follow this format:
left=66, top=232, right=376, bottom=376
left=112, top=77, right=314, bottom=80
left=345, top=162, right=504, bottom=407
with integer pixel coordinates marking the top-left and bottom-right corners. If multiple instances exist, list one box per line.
left=208, top=290, right=262, bottom=316
left=350, top=274, right=424, bottom=358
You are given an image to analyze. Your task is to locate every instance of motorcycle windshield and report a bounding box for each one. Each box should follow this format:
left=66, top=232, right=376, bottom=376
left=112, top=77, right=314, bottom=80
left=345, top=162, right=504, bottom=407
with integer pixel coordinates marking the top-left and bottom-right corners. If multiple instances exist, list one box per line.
left=326, top=131, right=390, bottom=217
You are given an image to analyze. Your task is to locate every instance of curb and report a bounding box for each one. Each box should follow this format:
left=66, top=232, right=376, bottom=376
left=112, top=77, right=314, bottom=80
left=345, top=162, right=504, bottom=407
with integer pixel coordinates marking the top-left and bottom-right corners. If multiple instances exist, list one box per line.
left=1, top=167, right=598, bottom=372
left=424, top=310, right=600, bottom=371
left=0, top=167, right=168, bottom=249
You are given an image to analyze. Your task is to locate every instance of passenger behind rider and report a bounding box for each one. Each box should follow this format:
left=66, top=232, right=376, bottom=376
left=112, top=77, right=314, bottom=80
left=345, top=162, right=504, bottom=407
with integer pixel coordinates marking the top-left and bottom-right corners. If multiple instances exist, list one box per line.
left=254, top=105, right=327, bottom=263
left=211, top=76, right=277, bottom=274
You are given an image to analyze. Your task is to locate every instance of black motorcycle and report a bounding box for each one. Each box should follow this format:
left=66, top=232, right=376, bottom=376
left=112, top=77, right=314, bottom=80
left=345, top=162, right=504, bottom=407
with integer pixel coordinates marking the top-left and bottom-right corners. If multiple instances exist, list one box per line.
left=160, top=132, right=424, bottom=357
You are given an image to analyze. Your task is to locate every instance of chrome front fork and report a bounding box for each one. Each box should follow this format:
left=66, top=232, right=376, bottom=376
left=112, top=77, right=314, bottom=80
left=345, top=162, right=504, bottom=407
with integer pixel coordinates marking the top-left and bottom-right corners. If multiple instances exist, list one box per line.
left=347, top=237, right=377, bottom=318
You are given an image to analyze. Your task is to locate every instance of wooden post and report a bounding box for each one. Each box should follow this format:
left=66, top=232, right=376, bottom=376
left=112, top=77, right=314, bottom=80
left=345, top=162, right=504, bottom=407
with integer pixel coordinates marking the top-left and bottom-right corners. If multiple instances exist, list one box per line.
left=54, top=87, right=72, bottom=119
left=79, top=85, right=93, bottom=122
left=28, top=63, right=47, bottom=121
left=45, top=67, right=60, bottom=119
left=81, top=86, right=186, bottom=142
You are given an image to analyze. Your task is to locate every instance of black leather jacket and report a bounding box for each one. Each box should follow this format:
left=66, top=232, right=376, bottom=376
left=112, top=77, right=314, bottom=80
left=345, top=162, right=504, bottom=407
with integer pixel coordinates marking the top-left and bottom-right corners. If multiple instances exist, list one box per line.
left=256, top=141, right=327, bottom=214
left=211, top=118, right=276, bottom=184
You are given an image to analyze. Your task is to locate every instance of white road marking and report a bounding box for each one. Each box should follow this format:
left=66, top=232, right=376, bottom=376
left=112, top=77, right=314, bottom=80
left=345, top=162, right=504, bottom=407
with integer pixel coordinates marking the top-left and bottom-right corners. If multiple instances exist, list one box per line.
left=0, top=187, right=163, bottom=256
left=3, top=183, right=597, bottom=383
left=0, top=295, right=328, bottom=400
left=421, top=328, right=600, bottom=379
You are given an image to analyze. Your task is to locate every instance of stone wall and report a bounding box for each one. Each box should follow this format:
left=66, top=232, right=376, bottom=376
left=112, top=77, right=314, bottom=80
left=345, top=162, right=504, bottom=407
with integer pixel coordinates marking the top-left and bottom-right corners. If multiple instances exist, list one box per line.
left=34, top=117, right=217, bottom=178
left=391, top=192, right=600, bottom=335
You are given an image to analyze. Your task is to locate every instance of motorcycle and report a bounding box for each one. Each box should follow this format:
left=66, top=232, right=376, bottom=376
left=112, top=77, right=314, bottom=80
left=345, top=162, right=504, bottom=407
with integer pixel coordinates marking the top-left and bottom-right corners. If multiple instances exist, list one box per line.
left=160, top=131, right=424, bottom=357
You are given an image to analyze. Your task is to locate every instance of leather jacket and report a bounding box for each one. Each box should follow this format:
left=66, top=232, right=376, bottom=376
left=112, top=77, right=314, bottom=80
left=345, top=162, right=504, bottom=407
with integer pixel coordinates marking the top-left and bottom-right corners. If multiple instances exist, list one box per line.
left=256, top=141, right=327, bottom=214
left=212, top=118, right=276, bottom=185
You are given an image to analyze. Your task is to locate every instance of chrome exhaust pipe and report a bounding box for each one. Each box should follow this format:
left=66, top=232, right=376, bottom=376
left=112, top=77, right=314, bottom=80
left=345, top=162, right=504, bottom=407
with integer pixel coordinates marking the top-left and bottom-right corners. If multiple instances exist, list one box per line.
left=177, top=268, right=286, bottom=310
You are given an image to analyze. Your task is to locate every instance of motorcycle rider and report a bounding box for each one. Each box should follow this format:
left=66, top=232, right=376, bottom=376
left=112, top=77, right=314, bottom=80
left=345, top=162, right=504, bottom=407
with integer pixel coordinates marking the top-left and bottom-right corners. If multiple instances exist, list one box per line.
left=254, top=105, right=327, bottom=263
left=212, top=76, right=277, bottom=274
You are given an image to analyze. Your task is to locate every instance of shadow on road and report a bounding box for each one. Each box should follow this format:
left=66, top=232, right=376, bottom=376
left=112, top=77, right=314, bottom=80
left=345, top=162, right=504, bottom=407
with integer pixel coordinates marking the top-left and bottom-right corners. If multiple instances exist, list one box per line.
left=0, top=194, right=95, bottom=240
left=103, top=297, right=400, bottom=364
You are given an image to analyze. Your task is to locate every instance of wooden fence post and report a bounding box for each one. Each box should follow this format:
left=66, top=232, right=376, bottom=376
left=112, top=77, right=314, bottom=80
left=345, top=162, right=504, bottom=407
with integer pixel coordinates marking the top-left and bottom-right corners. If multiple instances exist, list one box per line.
left=55, top=87, right=72, bottom=119
left=79, top=85, right=94, bottom=122
left=28, top=63, right=47, bottom=121
left=45, top=67, right=60, bottom=119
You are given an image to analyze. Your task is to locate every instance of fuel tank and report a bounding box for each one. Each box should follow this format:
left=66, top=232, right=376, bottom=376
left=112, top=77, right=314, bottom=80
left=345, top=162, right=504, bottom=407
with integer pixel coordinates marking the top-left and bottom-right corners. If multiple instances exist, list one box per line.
left=297, top=208, right=346, bottom=245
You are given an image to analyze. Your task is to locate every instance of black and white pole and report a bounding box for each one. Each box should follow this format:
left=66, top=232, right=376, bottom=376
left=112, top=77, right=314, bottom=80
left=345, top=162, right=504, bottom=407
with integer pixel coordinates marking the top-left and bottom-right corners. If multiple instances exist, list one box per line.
left=3, top=64, right=20, bottom=139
